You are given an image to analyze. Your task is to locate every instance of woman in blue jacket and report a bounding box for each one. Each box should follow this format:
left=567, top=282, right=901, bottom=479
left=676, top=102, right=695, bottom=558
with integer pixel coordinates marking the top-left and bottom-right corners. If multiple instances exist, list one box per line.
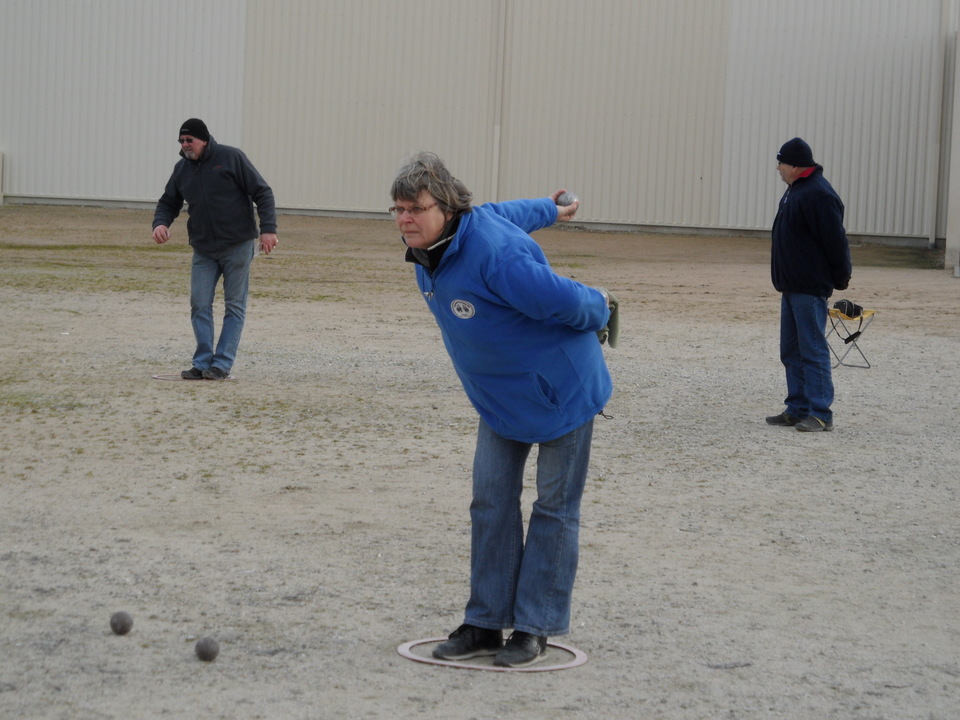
left=390, top=152, right=613, bottom=667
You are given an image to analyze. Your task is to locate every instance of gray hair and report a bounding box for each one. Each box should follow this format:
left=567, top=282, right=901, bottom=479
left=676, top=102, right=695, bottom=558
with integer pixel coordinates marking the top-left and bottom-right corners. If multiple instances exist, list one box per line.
left=390, top=151, right=473, bottom=215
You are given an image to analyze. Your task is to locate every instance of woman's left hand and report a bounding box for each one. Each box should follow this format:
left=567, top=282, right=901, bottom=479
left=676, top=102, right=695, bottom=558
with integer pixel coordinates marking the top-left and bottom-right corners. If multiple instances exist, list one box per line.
left=551, top=190, right=580, bottom=222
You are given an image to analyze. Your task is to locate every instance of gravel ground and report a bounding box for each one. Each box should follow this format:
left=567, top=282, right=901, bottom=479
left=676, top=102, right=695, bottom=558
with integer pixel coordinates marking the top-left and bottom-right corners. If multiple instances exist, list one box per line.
left=0, top=205, right=957, bottom=719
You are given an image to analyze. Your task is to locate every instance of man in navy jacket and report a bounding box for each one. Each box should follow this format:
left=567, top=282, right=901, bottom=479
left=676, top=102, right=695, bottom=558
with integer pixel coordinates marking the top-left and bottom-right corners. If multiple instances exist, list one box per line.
left=152, top=118, right=278, bottom=380
left=766, top=138, right=852, bottom=432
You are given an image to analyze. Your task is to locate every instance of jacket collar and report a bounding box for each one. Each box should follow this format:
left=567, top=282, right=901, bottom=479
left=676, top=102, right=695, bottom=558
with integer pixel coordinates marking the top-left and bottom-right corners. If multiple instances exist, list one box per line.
left=404, top=214, right=462, bottom=271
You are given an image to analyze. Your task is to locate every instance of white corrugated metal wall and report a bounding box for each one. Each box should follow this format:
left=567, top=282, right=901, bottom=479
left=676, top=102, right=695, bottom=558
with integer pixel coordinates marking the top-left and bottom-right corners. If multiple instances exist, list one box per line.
left=1, top=0, right=958, bottom=246
left=492, top=1, right=730, bottom=226
left=0, top=0, right=248, bottom=203
left=242, top=0, right=504, bottom=212
left=720, top=0, right=948, bottom=239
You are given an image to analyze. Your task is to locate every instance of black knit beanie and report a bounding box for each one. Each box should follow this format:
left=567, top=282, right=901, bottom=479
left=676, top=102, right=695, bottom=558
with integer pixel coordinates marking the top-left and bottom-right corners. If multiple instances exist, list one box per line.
left=777, top=137, right=815, bottom=167
left=179, top=118, right=210, bottom=142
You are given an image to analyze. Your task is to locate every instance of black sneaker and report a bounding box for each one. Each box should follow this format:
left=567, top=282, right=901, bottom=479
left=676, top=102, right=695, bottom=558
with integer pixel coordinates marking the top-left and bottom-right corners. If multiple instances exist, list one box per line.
left=765, top=412, right=800, bottom=426
left=432, top=624, right=503, bottom=661
left=795, top=415, right=833, bottom=432
left=181, top=367, right=205, bottom=380
left=493, top=631, right=548, bottom=668
left=202, top=367, right=229, bottom=381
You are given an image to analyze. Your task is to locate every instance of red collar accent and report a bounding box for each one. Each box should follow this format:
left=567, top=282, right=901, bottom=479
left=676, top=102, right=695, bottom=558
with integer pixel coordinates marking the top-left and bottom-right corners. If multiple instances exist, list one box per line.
left=798, top=167, right=816, bottom=179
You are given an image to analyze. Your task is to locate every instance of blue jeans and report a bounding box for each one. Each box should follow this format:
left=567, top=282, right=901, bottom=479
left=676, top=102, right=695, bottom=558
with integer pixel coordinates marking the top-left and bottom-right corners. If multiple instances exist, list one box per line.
left=779, top=292, right=834, bottom=423
left=464, top=418, right=595, bottom=637
left=189, top=241, right=255, bottom=372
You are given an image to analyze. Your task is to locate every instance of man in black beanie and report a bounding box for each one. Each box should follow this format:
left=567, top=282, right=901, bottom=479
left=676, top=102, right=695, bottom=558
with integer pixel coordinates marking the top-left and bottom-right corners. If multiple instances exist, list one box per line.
left=152, top=118, right=278, bottom=380
left=766, top=137, right=852, bottom=432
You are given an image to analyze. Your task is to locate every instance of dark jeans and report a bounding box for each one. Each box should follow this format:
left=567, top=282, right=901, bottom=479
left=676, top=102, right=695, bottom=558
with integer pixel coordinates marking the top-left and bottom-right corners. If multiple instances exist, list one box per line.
left=189, top=240, right=255, bottom=373
left=779, top=292, right=834, bottom=423
left=464, top=418, right=595, bottom=637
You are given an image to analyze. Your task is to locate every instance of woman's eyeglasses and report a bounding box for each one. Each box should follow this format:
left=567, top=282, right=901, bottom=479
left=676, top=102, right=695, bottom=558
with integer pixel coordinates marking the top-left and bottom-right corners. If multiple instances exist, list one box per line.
left=388, top=203, right=437, bottom=217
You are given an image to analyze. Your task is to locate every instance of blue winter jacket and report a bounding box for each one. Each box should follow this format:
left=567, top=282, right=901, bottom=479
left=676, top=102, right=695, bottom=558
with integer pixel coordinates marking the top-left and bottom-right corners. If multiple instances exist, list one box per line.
left=412, top=198, right=613, bottom=443
left=771, top=166, right=852, bottom=296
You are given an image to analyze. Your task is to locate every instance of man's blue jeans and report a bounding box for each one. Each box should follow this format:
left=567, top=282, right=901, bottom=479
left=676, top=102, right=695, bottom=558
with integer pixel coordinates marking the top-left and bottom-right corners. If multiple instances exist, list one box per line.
left=189, top=240, right=255, bottom=373
left=780, top=292, right=834, bottom=423
left=464, top=418, right=594, bottom=638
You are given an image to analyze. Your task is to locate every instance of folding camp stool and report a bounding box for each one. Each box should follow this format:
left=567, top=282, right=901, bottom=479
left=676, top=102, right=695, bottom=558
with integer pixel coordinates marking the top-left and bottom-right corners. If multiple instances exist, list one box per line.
left=826, top=307, right=876, bottom=368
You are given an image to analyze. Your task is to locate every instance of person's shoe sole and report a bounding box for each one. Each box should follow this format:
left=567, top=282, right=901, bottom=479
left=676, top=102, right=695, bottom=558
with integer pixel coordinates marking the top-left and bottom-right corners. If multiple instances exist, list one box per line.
left=493, top=649, right=548, bottom=668
left=432, top=646, right=500, bottom=661
left=796, top=416, right=833, bottom=432
left=766, top=412, right=800, bottom=426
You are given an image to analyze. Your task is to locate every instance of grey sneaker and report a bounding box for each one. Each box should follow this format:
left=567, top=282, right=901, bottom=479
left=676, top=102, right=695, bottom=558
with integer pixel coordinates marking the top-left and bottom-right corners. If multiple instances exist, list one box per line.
left=796, top=416, right=833, bottom=432
left=181, top=367, right=205, bottom=380
left=765, top=412, right=800, bottom=426
left=493, top=631, right=547, bottom=668
left=202, top=367, right=229, bottom=381
left=432, top=624, right=503, bottom=661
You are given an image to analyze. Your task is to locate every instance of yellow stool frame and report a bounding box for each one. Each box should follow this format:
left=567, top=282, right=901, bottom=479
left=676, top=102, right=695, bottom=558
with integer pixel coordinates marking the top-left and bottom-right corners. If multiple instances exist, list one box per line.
left=826, top=307, right=876, bottom=368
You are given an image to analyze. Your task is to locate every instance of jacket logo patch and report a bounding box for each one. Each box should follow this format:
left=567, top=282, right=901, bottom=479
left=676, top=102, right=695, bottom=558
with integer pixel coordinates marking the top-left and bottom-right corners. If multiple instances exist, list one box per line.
left=450, top=299, right=475, bottom=319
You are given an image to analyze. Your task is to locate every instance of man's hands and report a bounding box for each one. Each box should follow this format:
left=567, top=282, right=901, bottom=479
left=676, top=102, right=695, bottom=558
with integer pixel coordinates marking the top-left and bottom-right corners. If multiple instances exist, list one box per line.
left=152, top=225, right=170, bottom=244
left=259, top=233, right=279, bottom=254
left=152, top=226, right=279, bottom=255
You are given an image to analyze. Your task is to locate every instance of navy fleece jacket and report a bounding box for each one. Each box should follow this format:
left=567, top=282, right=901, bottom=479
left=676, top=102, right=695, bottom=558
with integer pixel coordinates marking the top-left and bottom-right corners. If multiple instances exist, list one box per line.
left=771, top=166, right=852, bottom=296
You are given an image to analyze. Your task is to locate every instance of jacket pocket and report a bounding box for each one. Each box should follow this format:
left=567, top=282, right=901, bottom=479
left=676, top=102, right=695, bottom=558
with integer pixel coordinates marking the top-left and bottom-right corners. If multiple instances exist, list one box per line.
left=535, top=372, right=563, bottom=411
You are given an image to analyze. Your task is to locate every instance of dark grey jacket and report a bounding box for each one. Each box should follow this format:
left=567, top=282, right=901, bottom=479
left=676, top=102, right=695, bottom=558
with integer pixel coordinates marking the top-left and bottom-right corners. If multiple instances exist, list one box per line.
left=152, top=137, right=277, bottom=254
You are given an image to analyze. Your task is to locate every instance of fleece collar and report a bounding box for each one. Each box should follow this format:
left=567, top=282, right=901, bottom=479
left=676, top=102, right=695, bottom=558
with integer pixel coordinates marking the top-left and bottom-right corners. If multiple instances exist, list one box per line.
left=404, top=215, right=462, bottom=272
